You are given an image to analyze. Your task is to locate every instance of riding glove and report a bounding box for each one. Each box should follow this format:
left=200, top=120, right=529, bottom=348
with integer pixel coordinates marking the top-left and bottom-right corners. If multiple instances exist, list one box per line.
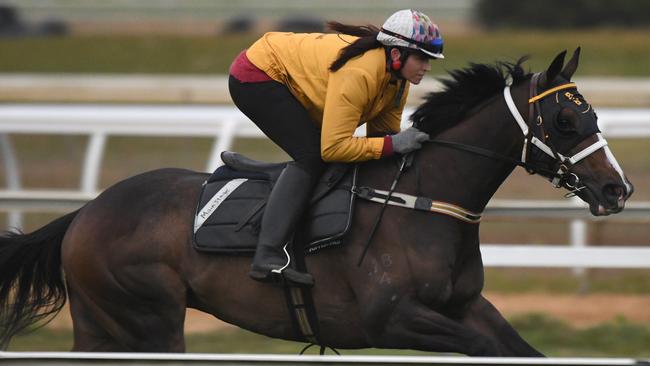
left=391, top=127, right=430, bottom=154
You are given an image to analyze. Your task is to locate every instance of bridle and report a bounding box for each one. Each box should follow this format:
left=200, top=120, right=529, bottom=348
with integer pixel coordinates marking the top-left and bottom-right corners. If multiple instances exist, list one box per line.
left=426, top=73, right=609, bottom=197
left=504, top=72, right=608, bottom=195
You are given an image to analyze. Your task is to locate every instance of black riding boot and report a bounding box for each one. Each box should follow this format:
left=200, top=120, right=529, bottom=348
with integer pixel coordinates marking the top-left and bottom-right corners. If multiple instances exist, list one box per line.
left=249, top=163, right=315, bottom=287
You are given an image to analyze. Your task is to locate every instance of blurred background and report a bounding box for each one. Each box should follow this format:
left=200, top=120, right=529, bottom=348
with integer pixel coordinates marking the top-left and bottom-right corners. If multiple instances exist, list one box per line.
left=0, top=0, right=649, bottom=357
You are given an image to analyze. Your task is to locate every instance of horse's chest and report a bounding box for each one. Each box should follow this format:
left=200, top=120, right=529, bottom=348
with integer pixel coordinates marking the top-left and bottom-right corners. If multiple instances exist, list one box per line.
left=415, top=279, right=454, bottom=308
left=413, top=265, right=483, bottom=311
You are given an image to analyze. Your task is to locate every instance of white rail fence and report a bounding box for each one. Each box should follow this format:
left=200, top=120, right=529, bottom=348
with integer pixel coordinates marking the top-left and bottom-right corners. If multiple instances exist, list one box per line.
left=1, top=104, right=649, bottom=269
left=1, top=352, right=649, bottom=366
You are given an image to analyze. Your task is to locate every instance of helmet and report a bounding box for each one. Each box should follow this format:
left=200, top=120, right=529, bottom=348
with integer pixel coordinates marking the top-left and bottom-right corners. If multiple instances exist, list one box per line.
left=377, top=9, right=444, bottom=59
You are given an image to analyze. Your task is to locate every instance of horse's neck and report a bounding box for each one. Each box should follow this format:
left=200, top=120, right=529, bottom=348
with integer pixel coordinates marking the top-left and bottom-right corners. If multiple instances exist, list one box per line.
left=414, top=84, right=528, bottom=212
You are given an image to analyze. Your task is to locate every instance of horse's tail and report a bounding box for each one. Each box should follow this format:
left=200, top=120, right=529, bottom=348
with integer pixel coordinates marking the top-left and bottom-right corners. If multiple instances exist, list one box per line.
left=0, top=210, right=78, bottom=349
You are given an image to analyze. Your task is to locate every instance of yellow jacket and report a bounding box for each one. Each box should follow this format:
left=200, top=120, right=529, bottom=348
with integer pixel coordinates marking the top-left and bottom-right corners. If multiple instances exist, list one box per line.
left=246, top=32, right=409, bottom=162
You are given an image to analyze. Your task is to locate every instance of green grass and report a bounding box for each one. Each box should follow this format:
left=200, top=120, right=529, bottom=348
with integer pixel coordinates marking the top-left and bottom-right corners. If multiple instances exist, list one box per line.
left=485, top=268, right=650, bottom=294
left=0, top=34, right=257, bottom=74
left=0, top=29, right=649, bottom=75
left=6, top=327, right=74, bottom=352
left=7, top=315, right=650, bottom=357
left=511, top=314, right=650, bottom=357
left=444, top=29, right=650, bottom=76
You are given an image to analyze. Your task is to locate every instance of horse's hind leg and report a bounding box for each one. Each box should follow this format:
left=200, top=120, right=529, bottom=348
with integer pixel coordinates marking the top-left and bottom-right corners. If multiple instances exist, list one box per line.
left=66, top=265, right=187, bottom=352
left=68, top=289, right=129, bottom=352
left=459, top=295, right=544, bottom=357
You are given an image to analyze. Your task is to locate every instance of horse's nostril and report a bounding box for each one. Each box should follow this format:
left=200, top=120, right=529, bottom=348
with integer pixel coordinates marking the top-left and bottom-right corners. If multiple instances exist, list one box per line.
left=603, top=184, right=625, bottom=201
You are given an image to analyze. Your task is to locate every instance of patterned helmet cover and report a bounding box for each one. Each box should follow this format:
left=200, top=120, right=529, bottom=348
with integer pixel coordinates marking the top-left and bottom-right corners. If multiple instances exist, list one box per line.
left=377, top=9, right=444, bottom=59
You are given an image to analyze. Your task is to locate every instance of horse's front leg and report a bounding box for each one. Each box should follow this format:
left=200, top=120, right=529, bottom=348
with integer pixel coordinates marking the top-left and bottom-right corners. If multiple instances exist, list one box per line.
left=458, top=295, right=544, bottom=357
left=362, top=295, right=503, bottom=356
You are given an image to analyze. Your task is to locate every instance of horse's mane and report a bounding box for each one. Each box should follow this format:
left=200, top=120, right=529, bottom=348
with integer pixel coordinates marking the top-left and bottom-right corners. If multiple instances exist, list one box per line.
left=411, top=57, right=531, bottom=136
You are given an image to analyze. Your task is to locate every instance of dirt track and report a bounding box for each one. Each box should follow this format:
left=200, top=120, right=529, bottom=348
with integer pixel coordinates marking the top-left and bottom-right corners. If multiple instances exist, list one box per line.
left=46, top=293, right=650, bottom=333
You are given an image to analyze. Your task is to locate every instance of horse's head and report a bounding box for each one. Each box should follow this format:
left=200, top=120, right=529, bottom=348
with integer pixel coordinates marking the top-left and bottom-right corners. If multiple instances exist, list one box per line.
left=523, top=48, right=634, bottom=215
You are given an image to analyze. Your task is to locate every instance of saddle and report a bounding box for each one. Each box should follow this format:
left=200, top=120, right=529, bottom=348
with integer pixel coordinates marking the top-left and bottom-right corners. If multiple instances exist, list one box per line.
left=192, top=152, right=357, bottom=255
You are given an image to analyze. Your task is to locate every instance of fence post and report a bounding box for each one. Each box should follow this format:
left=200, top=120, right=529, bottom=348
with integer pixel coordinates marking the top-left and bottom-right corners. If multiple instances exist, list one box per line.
left=81, top=132, right=107, bottom=194
left=206, top=118, right=238, bottom=172
left=570, top=196, right=589, bottom=292
left=0, top=133, right=23, bottom=229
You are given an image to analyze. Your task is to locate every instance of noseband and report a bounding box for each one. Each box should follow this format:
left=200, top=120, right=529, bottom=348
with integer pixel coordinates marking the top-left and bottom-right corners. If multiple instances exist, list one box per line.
left=503, top=72, right=608, bottom=195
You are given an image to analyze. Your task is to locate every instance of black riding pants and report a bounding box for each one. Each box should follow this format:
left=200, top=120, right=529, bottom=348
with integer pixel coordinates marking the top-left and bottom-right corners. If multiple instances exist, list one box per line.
left=228, top=76, right=326, bottom=179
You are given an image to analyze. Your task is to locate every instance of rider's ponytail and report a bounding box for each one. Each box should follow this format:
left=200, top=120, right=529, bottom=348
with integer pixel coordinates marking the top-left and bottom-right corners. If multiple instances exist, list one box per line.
left=327, top=22, right=383, bottom=72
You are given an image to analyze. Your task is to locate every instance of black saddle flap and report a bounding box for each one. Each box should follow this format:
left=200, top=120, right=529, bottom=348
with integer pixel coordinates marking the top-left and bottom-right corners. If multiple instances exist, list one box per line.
left=192, top=162, right=356, bottom=255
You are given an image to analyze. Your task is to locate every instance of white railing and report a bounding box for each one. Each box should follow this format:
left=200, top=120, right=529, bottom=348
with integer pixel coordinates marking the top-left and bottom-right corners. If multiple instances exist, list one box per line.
left=0, top=352, right=648, bottom=366
left=1, top=104, right=649, bottom=269
left=2, top=104, right=648, bottom=192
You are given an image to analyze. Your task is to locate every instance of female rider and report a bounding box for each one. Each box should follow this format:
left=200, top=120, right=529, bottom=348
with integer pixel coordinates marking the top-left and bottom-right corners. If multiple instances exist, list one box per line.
left=228, top=9, right=444, bottom=286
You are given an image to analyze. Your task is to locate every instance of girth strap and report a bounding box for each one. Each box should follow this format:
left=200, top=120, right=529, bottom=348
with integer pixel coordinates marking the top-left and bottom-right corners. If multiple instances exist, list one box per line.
left=282, top=284, right=319, bottom=344
left=353, top=186, right=482, bottom=224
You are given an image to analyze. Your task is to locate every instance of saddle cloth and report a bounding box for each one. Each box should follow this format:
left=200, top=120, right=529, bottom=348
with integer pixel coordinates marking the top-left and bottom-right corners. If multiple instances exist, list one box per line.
left=192, top=155, right=356, bottom=255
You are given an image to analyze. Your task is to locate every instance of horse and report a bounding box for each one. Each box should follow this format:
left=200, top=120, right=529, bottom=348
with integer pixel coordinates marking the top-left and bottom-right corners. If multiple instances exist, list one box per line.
left=0, top=48, right=633, bottom=355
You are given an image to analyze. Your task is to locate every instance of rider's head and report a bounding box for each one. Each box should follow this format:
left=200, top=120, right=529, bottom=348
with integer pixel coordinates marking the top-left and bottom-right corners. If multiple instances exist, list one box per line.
left=376, top=10, right=444, bottom=84
left=328, top=9, right=443, bottom=81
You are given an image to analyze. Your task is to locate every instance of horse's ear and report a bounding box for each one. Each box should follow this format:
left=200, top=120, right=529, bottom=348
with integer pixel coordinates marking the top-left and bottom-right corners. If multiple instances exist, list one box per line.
left=541, top=50, right=567, bottom=87
left=561, top=47, right=581, bottom=81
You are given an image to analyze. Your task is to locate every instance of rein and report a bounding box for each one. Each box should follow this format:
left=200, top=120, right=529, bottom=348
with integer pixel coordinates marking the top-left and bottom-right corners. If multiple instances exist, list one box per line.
left=425, top=139, right=558, bottom=177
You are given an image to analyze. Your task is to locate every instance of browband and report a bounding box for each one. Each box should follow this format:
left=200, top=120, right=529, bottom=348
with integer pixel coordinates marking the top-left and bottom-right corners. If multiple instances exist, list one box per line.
left=528, top=83, right=577, bottom=104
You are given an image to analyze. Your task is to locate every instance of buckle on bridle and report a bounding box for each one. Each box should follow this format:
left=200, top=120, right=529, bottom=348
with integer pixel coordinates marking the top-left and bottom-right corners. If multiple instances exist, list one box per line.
left=561, top=172, right=586, bottom=197
left=564, top=172, right=580, bottom=189
left=559, top=163, right=570, bottom=174
left=551, top=162, right=572, bottom=189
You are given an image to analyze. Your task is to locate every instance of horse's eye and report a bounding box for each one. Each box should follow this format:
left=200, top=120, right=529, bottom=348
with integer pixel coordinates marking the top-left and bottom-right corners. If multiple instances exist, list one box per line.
left=555, top=109, right=577, bottom=134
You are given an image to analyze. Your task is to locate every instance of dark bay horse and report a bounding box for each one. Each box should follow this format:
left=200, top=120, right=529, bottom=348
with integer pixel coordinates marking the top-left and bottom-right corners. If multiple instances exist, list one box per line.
left=0, top=49, right=633, bottom=355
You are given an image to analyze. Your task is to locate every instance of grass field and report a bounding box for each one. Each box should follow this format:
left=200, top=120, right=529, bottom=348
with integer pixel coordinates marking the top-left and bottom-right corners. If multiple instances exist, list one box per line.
left=0, top=29, right=650, bottom=75
left=6, top=314, right=650, bottom=357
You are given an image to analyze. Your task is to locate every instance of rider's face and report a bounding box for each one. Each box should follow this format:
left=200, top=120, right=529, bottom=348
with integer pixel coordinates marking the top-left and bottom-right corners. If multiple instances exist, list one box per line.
left=400, top=53, right=431, bottom=85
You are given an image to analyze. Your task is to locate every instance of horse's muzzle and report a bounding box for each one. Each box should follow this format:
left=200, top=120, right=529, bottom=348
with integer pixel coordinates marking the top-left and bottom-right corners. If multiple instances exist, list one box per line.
left=589, top=182, right=630, bottom=216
